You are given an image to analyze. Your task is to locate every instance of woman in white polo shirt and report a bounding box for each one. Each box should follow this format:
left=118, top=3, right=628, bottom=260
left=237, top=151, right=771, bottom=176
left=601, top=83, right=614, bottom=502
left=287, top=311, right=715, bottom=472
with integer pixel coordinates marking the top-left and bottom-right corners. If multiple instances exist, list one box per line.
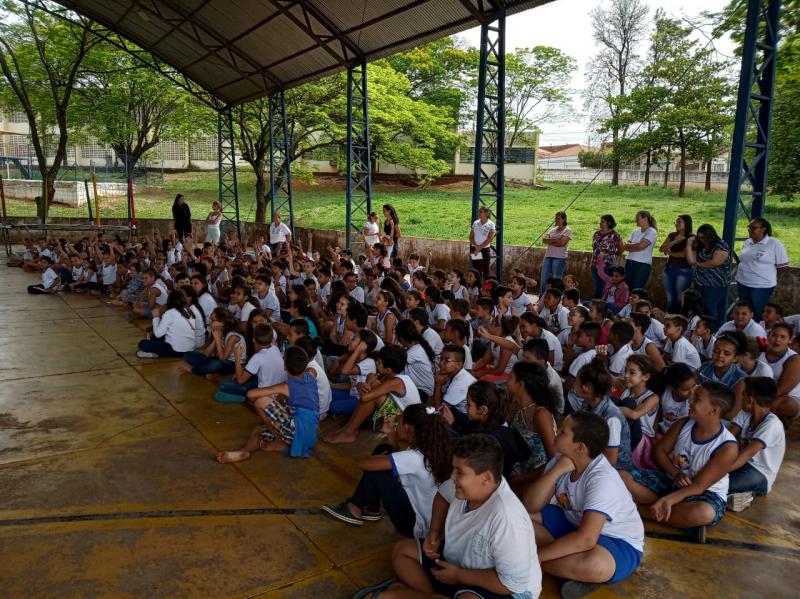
left=622, top=210, right=658, bottom=292
left=469, top=206, right=495, bottom=281
left=736, top=218, right=789, bottom=321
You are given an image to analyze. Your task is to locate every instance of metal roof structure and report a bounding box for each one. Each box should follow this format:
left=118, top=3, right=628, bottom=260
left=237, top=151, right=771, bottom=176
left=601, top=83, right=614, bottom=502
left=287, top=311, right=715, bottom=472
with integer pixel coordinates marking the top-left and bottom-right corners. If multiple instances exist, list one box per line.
left=54, top=0, right=554, bottom=105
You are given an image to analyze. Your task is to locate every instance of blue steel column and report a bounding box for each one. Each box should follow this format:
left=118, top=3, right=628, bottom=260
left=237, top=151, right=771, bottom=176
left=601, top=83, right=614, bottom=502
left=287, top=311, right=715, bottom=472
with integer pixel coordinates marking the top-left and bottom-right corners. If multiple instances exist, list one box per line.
left=471, top=12, right=505, bottom=280
left=217, top=107, right=241, bottom=237
left=269, top=89, right=295, bottom=234
left=723, top=0, right=781, bottom=250
left=345, top=59, right=372, bottom=249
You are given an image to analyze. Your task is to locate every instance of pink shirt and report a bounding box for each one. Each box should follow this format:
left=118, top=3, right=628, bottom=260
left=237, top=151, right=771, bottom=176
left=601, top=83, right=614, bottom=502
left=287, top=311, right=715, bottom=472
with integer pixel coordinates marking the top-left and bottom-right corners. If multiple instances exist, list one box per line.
left=544, top=226, right=572, bottom=259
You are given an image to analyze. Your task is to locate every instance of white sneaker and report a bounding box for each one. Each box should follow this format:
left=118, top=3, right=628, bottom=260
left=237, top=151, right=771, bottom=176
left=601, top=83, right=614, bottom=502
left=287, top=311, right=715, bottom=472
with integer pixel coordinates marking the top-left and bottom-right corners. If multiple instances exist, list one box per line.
left=136, top=350, right=159, bottom=359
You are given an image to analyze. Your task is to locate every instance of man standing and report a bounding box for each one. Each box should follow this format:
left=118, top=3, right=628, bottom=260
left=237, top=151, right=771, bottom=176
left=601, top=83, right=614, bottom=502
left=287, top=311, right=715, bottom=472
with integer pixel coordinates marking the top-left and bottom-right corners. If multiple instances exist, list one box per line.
left=469, top=206, right=495, bottom=280
left=269, top=212, right=292, bottom=253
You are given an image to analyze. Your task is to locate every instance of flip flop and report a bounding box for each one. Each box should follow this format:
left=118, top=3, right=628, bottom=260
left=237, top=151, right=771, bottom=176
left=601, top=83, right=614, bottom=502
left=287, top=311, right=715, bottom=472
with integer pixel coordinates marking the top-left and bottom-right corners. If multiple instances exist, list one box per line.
left=352, top=578, right=396, bottom=599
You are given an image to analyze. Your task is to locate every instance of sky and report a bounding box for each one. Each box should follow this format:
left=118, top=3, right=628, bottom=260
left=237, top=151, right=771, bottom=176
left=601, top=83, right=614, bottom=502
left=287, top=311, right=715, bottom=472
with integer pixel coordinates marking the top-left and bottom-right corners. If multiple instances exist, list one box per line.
left=457, top=0, right=737, bottom=146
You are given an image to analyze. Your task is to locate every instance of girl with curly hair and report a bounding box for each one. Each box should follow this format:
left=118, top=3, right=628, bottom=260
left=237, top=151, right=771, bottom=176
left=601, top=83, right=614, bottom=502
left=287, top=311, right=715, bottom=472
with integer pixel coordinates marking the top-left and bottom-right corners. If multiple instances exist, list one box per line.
left=321, top=404, right=453, bottom=538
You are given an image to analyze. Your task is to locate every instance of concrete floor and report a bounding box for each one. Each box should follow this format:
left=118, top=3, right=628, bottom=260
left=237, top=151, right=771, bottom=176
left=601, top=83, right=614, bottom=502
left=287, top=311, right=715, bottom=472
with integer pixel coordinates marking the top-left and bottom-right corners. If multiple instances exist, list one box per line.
left=1, top=262, right=798, bottom=598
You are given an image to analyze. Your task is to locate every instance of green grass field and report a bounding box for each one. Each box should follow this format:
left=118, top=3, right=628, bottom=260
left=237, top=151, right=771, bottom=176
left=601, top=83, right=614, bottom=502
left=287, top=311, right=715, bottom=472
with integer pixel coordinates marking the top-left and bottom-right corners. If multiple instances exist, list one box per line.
left=7, top=169, right=799, bottom=263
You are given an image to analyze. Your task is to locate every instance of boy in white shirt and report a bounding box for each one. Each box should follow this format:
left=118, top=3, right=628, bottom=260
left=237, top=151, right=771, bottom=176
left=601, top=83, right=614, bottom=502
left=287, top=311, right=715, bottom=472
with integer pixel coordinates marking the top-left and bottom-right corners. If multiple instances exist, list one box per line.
left=254, top=274, right=281, bottom=322
left=525, top=411, right=644, bottom=597
left=606, top=321, right=635, bottom=377
left=662, top=314, right=702, bottom=370
left=728, top=377, right=785, bottom=498
left=366, top=434, right=540, bottom=599
left=215, top=324, right=286, bottom=403
left=27, top=256, right=61, bottom=294
left=718, top=301, right=767, bottom=339
left=539, top=288, right=570, bottom=335
left=344, top=271, right=365, bottom=304
left=690, top=316, right=717, bottom=362
left=432, top=345, right=477, bottom=430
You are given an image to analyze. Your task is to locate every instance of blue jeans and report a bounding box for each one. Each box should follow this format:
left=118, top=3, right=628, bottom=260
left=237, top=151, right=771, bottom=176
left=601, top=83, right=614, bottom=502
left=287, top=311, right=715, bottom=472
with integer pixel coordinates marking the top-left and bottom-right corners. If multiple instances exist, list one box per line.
left=138, top=338, right=183, bottom=357
left=736, top=283, right=775, bottom=322
left=697, top=285, right=729, bottom=328
left=663, top=266, right=694, bottom=313
left=540, top=257, right=567, bottom=293
left=219, top=377, right=259, bottom=396
left=729, top=462, right=769, bottom=496
left=591, top=265, right=614, bottom=299
left=624, top=259, right=652, bottom=292
left=183, top=350, right=236, bottom=375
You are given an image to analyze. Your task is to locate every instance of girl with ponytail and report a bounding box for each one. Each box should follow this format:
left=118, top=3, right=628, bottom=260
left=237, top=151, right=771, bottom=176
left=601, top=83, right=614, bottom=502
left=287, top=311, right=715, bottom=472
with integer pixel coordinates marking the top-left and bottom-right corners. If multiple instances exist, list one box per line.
left=322, top=404, right=452, bottom=539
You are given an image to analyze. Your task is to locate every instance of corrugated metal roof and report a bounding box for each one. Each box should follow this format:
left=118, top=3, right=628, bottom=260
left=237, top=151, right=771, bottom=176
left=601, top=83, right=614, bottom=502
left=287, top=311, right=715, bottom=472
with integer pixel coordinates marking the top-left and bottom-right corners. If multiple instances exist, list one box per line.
left=54, top=0, right=556, bottom=105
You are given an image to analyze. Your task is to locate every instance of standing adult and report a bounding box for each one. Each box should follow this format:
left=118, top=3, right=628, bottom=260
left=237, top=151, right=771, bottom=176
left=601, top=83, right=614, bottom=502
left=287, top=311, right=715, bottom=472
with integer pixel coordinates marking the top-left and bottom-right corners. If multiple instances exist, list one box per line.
left=469, top=206, right=495, bottom=281
left=735, top=217, right=789, bottom=321
left=362, top=211, right=380, bottom=248
left=590, top=214, right=623, bottom=298
left=382, top=204, right=401, bottom=258
left=686, top=224, right=731, bottom=327
left=205, top=201, right=223, bottom=245
left=269, top=211, right=292, bottom=253
left=660, top=214, right=693, bottom=314
left=539, top=211, right=572, bottom=293
left=172, top=193, right=192, bottom=241
left=622, top=210, right=658, bottom=292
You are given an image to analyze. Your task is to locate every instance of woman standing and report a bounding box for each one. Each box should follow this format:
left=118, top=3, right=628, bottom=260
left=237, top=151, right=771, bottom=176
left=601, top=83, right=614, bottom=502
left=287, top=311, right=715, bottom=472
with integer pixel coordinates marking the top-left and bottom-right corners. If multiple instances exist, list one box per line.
left=660, top=214, right=693, bottom=314
left=382, top=204, right=401, bottom=259
left=362, top=212, right=381, bottom=248
left=205, top=201, right=223, bottom=245
left=172, top=194, right=192, bottom=241
left=590, top=214, right=623, bottom=299
left=622, top=210, right=658, bottom=291
left=735, top=217, right=789, bottom=321
left=686, top=224, right=731, bottom=326
left=539, top=211, right=572, bottom=293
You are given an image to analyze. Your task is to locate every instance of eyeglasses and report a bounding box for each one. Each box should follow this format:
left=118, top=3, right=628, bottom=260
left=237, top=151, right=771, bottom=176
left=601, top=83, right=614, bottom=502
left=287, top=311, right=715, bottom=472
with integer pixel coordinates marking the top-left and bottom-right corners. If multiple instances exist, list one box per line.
left=439, top=358, right=462, bottom=364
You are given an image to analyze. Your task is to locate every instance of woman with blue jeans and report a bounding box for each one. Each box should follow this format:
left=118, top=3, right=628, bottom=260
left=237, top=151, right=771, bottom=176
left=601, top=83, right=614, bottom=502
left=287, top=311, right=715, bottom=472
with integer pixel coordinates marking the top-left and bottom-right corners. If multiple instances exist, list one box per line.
left=660, top=214, right=694, bottom=313
left=734, top=218, right=789, bottom=321
left=686, top=224, right=732, bottom=327
left=540, top=211, right=572, bottom=293
left=622, top=210, right=658, bottom=292
left=591, top=214, right=623, bottom=299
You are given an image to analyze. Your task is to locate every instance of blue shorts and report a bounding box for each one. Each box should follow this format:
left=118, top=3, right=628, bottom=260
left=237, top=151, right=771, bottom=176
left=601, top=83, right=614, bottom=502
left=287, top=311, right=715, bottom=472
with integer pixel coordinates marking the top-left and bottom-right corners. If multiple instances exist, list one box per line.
left=541, top=505, right=642, bottom=584
left=416, top=539, right=532, bottom=599
left=630, top=468, right=726, bottom=527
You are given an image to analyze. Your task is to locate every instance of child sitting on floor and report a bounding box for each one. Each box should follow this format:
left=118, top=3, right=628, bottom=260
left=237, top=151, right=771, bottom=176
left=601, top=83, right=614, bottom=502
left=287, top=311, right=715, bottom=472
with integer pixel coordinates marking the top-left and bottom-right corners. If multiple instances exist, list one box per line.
left=657, top=363, right=697, bottom=435
left=621, top=381, right=738, bottom=542
left=360, top=434, right=540, bottom=599
left=321, top=404, right=453, bottom=538
left=214, top=323, right=286, bottom=403
left=216, top=346, right=320, bottom=462
left=728, top=376, right=785, bottom=498
left=619, top=354, right=660, bottom=469
left=324, top=345, right=421, bottom=445
left=525, top=411, right=644, bottom=599
left=27, top=256, right=61, bottom=294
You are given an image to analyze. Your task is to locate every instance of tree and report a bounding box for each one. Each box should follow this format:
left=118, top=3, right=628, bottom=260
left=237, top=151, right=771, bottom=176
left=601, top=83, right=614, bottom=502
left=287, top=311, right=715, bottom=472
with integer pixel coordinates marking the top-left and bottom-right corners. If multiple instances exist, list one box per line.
left=646, top=18, right=735, bottom=197
left=76, top=46, right=214, bottom=174
left=0, top=0, right=102, bottom=214
left=585, top=0, right=650, bottom=185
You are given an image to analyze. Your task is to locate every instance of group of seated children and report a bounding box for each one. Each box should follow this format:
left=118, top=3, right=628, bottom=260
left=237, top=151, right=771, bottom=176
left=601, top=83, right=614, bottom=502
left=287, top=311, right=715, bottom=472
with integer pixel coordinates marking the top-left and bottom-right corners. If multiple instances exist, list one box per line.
left=16, top=225, right=798, bottom=599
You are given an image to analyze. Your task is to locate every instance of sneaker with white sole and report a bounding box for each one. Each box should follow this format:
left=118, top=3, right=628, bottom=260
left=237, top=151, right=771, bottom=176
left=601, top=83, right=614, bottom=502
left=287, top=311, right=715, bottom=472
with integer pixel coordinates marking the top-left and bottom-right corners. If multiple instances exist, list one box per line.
left=321, top=502, right=363, bottom=526
left=136, top=350, right=159, bottom=359
left=560, top=579, right=598, bottom=599
left=727, top=491, right=754, bottom=512
left=360, top=510, right=383, bottom=522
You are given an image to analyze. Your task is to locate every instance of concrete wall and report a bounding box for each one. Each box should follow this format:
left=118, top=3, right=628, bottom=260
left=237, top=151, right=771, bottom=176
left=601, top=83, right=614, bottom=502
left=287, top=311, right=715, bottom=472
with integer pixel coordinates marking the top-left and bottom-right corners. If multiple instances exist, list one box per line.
left=1, top=179, right=164, bottom=207
left=6, top=217, right=799, bottom=313
left=540, top=167, right=730, bottom=186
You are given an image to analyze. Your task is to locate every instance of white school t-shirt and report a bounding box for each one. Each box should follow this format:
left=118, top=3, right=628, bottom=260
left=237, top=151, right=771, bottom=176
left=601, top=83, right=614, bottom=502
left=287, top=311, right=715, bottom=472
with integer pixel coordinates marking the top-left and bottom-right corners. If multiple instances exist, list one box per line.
left=307, top=359, right=332, bottom=418
left=645, top=319, right=667, bottom=349
left=348, top=286, right=366, bottom=304
left=189, top=305, right=207, bottom=349
left=363, top=221, right=380, bottom=246
left=152, top=309, right=197, bottom=353
left=568, top=348, right=597, bottom=378
left=390, top=449, right=438, bottom=538
left=439, top=478, right=541, bottom=597
left=537, top=329, right=564, bottom=372
left=540, top=304, right=570, bottom=334
left=511, top=292, right=532, bottom=315
left=197, top=292, right=217, bottom=329
left=731, top=410, right=785, bottom=492
left=471, top=219, right=496, bottom=247
left=230, top=301, right=257, bottom=323
left=423, top=327, right=444, bottom=361
left=671, top=419, right=737, bottom=502
left=245, top=345, right=287, bottom=388
left=665, top=336, right=702, bottom=370
left=608, top=343, right=634, bottom=376
left=257, top=290, right=281, bottom=320
left=429, top=303, right=451, bottom=325
left=442, top=368, right=477, bottom=413
left=659, top=388, right=690, bottom=434
left=626, top=227, right=658, bottom=265
left=350, top=357, right=376, bottom=397
left=42, top=267, right=59, bottom=289
left=621, top=388, right=658, bottom=438
left=389, top=374, right=422, bottom=411
left=404, top=343, right=435, bottom=396
left=545, top=453, right=645, bottom=552
left=735, top=235, right=789, bottom=288
left=718, top=319, right=767, bottom=339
